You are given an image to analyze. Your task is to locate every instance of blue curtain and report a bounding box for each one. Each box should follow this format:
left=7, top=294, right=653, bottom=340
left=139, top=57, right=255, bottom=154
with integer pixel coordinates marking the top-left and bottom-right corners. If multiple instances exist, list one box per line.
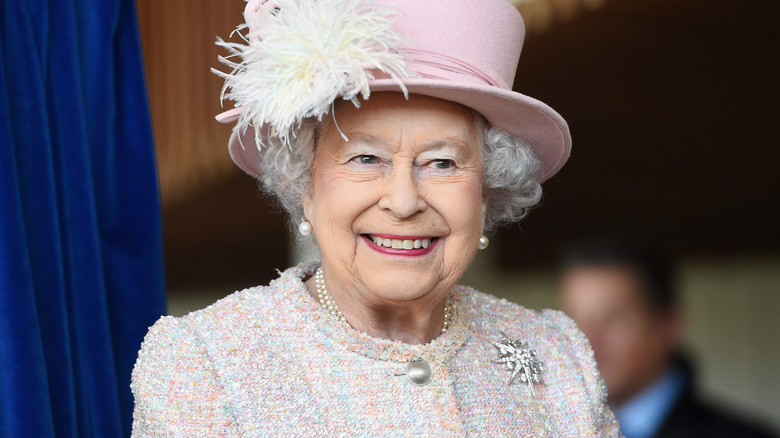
left=0, top=0, right=166, bottom=436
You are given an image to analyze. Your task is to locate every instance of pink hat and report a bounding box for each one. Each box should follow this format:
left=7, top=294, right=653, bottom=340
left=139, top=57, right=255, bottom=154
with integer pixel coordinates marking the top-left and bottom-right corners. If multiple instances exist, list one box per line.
left=215, top=0, right=570, bottom=183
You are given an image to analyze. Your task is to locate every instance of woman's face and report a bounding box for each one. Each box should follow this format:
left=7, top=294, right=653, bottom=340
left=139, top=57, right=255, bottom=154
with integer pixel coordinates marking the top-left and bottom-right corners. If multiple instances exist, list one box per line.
left=303, top=93, right=488, bottom=306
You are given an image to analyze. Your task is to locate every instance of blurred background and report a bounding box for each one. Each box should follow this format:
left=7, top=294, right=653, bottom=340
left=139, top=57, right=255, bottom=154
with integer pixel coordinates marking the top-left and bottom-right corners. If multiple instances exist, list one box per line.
left=136, top=0, right=779, bottom=432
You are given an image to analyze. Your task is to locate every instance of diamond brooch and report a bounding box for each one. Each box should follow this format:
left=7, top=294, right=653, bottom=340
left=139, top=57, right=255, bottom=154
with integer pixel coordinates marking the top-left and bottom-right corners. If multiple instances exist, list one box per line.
left=492, top=334, right=544, bottom=396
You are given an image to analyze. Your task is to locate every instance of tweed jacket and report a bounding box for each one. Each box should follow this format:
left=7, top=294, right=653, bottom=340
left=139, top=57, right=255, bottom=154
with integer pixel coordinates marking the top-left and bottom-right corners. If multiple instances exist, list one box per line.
left=131, top=265, right=621, bottom=437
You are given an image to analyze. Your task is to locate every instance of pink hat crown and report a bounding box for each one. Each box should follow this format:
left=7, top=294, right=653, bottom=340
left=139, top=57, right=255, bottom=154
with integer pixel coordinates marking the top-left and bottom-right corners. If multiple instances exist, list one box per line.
left=388, top=0, right=525, bottom=90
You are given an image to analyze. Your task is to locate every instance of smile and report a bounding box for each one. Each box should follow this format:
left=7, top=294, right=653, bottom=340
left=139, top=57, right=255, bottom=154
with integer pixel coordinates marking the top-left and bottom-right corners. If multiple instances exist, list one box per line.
left=367, top=235, right=433, bottom=249
left=362, top=234, right=439, bottom=254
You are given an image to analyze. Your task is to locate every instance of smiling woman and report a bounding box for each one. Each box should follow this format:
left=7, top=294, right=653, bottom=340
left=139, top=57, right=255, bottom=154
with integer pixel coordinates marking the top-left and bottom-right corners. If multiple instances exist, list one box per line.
left=303, top=94, right=486, bottom=344
left=130, top=0, right=621, bottom=435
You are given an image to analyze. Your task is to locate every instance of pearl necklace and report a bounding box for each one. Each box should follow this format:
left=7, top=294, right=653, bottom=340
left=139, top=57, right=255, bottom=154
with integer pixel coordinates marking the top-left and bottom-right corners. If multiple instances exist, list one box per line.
left=314, top=267, right=454, bottom=333
left=315, top=267, right=348, bottom=325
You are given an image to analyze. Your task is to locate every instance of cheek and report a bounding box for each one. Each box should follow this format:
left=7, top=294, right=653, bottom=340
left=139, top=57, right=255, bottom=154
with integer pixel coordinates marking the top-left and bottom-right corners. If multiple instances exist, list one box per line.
left=309, top=170, right=378, bottom=229
left=433, top=179, right=485, bottom=231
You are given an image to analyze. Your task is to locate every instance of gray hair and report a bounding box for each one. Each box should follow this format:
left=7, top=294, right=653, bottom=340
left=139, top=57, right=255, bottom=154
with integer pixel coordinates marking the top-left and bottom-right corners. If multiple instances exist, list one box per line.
left=476, top=114, right=543, bottom=230
left=255, top=113, right=542, bottom=251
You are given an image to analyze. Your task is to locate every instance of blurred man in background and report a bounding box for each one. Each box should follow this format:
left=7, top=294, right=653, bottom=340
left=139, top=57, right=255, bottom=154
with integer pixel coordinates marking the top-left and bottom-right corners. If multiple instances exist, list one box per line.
left=558, top=238, right=776, bottom=438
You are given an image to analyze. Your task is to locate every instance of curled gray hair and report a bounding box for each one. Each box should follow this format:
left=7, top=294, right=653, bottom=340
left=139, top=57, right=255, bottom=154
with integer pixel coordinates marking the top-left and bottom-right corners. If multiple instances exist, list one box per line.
left=255, top=113, right=542, bottom=250
left=475, top=114, right=543, bottom=230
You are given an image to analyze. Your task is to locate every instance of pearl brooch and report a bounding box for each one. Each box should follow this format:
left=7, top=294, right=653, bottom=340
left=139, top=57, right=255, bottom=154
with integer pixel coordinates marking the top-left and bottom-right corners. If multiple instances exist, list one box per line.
left=405, top=357, right=433, bottom=385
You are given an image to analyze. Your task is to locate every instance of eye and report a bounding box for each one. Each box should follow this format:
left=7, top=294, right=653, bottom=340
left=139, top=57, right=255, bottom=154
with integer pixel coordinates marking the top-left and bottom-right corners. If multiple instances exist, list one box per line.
left=352, top=155, right=377, bottom=165
left=431, top=159, right=454, bottom=169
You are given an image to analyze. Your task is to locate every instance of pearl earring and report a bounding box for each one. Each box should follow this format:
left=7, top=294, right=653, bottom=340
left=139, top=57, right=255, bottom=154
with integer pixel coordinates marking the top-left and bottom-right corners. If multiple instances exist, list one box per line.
left=298, top=218, right=312, bottom=236
left=478, top=235, right=489, bottom=250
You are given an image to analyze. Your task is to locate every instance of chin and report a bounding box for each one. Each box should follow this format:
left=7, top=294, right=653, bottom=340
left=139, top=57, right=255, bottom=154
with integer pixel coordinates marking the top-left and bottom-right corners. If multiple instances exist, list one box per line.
left=358, top=267, right=445, bottom=302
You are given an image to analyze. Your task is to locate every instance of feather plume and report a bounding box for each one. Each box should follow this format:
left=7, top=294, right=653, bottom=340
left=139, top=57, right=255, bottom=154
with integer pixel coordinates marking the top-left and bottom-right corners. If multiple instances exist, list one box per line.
left=214, top=0, right=409, bottom=148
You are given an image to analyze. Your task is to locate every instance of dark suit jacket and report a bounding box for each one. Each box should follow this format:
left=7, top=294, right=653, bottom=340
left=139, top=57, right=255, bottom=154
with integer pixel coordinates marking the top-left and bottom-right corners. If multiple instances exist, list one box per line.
left=653, top=361, right=777, bottom=438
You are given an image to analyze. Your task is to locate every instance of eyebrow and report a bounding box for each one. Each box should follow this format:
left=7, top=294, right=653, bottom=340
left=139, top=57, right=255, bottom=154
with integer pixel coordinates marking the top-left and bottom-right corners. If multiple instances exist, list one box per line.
left=419, top=137, right=473, bottom=161
left=341, top=134, right=472, bottom=160
left=420, top=137, right=471, bottom=150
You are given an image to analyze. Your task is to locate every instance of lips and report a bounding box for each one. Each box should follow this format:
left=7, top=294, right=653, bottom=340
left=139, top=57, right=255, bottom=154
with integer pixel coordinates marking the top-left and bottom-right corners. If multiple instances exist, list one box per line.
left=363, top=234, right=438, bottom=253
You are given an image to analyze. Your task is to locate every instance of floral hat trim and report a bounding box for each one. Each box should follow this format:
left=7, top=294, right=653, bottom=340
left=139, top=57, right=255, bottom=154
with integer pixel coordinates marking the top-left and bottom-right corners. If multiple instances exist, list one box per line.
left=213, top=0, right=410, bottom=149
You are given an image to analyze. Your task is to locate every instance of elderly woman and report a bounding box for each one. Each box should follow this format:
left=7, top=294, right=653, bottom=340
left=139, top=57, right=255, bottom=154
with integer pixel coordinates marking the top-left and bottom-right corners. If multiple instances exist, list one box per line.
left=131, top=0, right=620, bottom=435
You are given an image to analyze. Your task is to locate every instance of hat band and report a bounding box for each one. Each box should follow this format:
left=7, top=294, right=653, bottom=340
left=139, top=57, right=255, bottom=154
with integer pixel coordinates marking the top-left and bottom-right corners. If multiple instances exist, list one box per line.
left=402, top=48, right=503, bottom=89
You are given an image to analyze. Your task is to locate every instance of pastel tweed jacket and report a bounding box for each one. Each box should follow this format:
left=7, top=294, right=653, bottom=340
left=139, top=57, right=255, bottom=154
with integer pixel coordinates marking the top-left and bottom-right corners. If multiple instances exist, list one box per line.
left=131, top=265, right=621, bottom=436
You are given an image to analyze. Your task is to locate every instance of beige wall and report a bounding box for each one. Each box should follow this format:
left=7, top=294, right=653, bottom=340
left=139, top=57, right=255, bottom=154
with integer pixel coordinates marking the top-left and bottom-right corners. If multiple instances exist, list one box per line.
left=682, top=257, right=780, bottom=432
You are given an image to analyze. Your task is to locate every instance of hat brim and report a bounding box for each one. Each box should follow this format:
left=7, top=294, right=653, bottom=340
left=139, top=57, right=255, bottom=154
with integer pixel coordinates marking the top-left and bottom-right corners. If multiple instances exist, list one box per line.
left=223, top=78, right=570, bottom=183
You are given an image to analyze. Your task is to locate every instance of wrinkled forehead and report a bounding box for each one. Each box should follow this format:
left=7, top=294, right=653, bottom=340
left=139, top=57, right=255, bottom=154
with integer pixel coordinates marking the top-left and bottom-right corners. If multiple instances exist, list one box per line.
left=318, top=92, right=483, bottom=151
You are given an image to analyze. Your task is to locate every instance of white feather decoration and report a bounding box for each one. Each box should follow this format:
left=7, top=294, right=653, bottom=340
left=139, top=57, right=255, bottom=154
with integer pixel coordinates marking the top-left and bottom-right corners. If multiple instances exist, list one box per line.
left=214, top=0, right=410, bottom=148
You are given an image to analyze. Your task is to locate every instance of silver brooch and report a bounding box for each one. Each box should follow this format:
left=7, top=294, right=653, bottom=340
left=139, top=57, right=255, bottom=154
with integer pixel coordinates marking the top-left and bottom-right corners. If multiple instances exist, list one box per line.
left=492, top=334, right=543, bottom=396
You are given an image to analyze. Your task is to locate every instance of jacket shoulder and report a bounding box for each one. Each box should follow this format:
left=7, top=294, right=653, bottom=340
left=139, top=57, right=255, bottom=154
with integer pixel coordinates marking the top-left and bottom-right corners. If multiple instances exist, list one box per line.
left=131, top=315, right=239, bottom=436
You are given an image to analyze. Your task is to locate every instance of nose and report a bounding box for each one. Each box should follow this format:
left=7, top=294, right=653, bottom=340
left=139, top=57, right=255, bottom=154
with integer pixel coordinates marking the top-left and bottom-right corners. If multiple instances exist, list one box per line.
left=377, top=165, right=427, bottom=218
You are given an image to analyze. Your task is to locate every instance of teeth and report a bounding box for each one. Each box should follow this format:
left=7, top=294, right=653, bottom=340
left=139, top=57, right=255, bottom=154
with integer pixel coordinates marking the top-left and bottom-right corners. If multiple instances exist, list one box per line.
left=370, top=236, right=432, bottom=250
